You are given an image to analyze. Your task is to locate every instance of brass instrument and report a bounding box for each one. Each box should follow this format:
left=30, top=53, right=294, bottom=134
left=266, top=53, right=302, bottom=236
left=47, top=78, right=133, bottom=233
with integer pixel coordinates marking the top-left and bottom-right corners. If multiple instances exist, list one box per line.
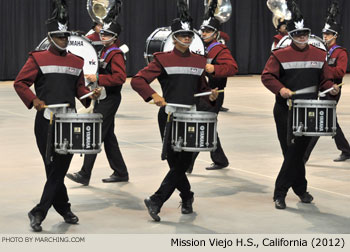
left=204, top=0, right=232, bottom=23
left=87, top=0, right=116, bottom=24
left=266, top=0, right=291, bottom=29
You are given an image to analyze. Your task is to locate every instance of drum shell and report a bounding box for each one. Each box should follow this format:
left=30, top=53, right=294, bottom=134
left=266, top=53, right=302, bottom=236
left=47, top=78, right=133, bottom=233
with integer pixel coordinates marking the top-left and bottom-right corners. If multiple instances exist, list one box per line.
left=54, top=113, right=103, bottom=154
left=292, top=99, right=337, bottom=136
left=171, top=111, right=217, bottom=152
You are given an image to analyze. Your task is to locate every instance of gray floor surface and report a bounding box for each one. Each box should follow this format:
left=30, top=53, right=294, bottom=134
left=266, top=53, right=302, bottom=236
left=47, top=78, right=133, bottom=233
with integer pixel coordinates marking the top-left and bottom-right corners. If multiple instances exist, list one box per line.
left=1, top=75, right=349, bottom=234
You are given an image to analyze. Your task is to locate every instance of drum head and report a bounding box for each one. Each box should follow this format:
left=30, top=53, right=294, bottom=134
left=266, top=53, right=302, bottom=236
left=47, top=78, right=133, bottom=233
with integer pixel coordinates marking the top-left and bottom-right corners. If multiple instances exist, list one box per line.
left=275, top=35, right=326, bottom=51
left=35, top=35, right=98, bottom=86
left=144, top=27, right=205, bottom=64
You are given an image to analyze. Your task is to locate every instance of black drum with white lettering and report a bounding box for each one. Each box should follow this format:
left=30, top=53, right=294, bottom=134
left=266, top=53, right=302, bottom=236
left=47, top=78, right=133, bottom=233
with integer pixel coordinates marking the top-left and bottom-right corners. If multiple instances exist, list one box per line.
left=171, top=111, right=217, bottom=152
left=54, top=113, right=103, bottom=154
left=292, top=99, right=337, bottom=136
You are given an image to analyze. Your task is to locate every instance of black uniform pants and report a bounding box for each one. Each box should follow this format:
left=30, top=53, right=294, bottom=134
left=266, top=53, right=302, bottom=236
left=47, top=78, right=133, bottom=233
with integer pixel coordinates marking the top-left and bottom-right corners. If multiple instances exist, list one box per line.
left=150, top=108, right=194, bottom=206
left=30, top=111, right=72, bottom=219
left=191, top=93, right=229, bottom=167
left=273, top=102, right=311, bottom=200
left=80, top=92, right=128, bottom=178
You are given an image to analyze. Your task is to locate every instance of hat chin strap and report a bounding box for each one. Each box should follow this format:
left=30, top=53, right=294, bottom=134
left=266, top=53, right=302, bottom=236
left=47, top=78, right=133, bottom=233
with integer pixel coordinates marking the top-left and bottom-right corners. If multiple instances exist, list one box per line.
left=99, top=34, right=117, bottom=45
left=173, top=35, right=193, bottom=47
left=289, top=33, right=310, bottom=45
left=48, top=33, right=69, bottom=51
left=324, top=34, right=337, bottom=45
left=201, top=31, right=218, bottom=41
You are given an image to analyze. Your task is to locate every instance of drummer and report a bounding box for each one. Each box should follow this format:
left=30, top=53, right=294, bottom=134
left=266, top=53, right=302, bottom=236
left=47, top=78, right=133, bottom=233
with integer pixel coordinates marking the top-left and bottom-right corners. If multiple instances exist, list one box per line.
left=304, top=1, right=350, bottom=163
left=13, top=0, right=99, bottom=232
left=130, top=5, right=218, bottom=221
left=188, top=3, right=238, bottom=173
left=261, top=1, right=339, bottom=210
left=66, top=1, right=129, bottom=185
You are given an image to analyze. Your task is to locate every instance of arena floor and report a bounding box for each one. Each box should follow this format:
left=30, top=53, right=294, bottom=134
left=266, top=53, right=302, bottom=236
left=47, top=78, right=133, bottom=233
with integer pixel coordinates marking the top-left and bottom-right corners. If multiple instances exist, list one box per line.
left=1, top=75, right=349, bottom=234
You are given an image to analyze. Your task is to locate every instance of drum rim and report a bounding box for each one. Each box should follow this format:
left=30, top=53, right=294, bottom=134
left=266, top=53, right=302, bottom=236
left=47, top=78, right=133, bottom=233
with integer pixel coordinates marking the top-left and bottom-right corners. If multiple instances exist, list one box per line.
left=293, top=99, right=337, bottom=106
left=55, top=113, right=103, bottom=119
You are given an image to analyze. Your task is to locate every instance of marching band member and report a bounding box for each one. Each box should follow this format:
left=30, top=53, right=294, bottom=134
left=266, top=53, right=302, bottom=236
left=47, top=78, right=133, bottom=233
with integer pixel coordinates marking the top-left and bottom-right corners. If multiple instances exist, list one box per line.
left=130, top=0, right=218, bottom=221
left=272, top=18, right=288, bottom=50
left=67, top=0, right=129, bottom=185
left=188, top=0, right=238, bottom=173
left=304, top=0, right=350, bottom=163
left=14, top=0, right=99, bottom=232
left=261, top=0, right=339, bottom=210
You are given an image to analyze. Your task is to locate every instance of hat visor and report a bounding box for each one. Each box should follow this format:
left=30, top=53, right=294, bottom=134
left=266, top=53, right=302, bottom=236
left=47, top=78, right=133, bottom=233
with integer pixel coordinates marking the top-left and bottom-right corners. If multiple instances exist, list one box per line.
left=100, top=29, right=117, bottom=36
left=288, top=28, right=311, bottom=36
left=49, top=31, right=71, bottom=37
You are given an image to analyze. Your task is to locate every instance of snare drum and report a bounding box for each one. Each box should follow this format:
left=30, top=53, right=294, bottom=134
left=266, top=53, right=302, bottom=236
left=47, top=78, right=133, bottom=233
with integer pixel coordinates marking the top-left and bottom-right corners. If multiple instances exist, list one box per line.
left=275, top=34, right=327, bottom=51
left=36, top=35, right=98, bottom=86
left=54, top=113, right=103, bottom=154
left=171, top=111, right=217, bottom=152
left=144, top=27, right=205, bottom=64
left=292, top=99, right=337, bottom=136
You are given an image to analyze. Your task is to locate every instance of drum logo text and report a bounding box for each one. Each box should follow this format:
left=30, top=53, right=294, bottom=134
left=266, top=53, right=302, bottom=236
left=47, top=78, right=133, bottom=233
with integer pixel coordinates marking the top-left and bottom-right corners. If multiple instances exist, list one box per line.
left=199, top=125, right=205, bottom=147
left=319, top=111, right=324, bottom=132
left=89, top=59, right=96, bottom=65
left=85, top=126, right=91, bottom=149
left=69, top=40, right=84, bottom=46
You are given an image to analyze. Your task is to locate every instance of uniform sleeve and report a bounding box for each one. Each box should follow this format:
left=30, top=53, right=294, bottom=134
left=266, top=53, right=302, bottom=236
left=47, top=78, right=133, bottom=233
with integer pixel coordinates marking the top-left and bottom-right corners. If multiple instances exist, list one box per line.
left=212, top=48, right=238, bottom=78
left=98, top=53, right=126, bottom=87
left=330, top=50, right=348, bottom=79
left=13, top=55, right=40, bottom=109
left=198, top=72, right=214, bottom=105
left=261, top=54, right=285, bottom=95
left=130, top=58, right=163, bottom=102
left=76, top=70, right=91, bottom=108
left=319, top=62, right=335, bottom=91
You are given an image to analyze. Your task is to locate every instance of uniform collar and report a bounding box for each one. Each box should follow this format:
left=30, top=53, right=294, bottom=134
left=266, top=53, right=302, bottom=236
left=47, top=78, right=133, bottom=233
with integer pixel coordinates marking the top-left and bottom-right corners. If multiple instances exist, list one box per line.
left=328, top=43, right=338, bottom=51
left=205, top=39, right=218, bottom=47
left=104, top=43, right=118, bottom=51
left=291, top=42, right=309, bottom=52
left=173, top=47, right=191, bottom=57
left=48, top=45, right=67, bottom=56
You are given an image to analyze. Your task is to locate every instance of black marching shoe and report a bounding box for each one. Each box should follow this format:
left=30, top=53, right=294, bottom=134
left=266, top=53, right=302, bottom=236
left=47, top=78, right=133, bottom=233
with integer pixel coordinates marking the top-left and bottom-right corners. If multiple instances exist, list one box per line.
left=144, top=198, right=161, bottom=222
left=66, top=172, right=89, bottom=186
left=219, top=106, right=229, bottom=112
left=28, top=212, right=42, bottom=232
left=206, top=163, right=228, bottom=170
left=102, top=174, right=129, bottom=183
left=181, top=197, right=194, bottom=214
left=333, top=153, right=350, bottom=162
left=298, top=192, right=313, bottom=203
left=274, top=198, right=286, bottom=209
left=63, top=211, right=79, bottom=224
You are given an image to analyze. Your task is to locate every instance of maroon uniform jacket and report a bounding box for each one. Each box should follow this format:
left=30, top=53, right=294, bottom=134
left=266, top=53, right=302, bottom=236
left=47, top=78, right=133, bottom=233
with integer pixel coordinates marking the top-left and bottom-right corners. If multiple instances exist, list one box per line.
left=273, top=33, right=285, bottom=47
left=327, top=44, right=348, bottom=84
left=86, top=32, right=100, bottom=42
left=205, top=40, right=238, bottom=89
left=262, top=43, right=334, bottom=103
left=98, top=43, right=126, bottom=93
left=14, top=46, right=90, bottom=109
left=131, top=48, right=211, bottom=106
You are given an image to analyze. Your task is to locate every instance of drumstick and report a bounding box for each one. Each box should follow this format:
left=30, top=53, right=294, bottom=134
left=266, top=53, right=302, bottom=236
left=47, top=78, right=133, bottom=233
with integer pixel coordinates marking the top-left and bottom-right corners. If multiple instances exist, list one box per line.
left=148, top=101, right=193, bottom=109
left=79, top=88, right=102, bottom=100
left=318, top=83, right=344, bottom=97
left=291, top=85, right=317, bottom=95
left=193, top=89, right=224, bottom=97
left=43, top=103, right=70, bottom=109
